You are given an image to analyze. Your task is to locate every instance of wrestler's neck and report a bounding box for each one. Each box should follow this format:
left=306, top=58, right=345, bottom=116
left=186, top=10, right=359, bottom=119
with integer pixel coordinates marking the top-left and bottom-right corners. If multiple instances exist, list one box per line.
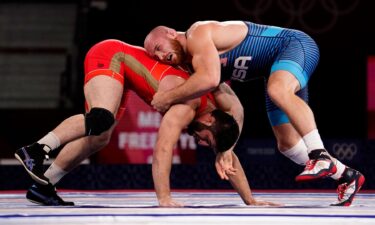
left=196, top=100, right=216, bottom=118
left=195, top=111, right=213, bottom=124
left=176, top=32, right=191, bottom=63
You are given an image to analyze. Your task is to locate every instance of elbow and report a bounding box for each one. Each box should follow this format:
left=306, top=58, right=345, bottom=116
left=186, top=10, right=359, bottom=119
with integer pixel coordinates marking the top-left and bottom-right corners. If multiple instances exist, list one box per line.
left=205, top=73, right=220, bottom=90
left=233, top=105, right=244, bottom=126
left=238, top=107, right=244, bottom=124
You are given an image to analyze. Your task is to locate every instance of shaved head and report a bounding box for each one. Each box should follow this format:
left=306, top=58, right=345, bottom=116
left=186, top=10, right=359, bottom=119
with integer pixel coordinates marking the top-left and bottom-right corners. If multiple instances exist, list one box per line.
left=144, top=25, right=185, bottom=65
left=144, top=26, right=170, bottom=52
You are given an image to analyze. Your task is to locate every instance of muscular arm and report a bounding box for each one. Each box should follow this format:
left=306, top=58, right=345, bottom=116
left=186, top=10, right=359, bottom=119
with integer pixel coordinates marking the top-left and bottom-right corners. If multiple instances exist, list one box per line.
left=153, top=75, right=199, bottom=207
left=153, top=103, right=196, bottom=206
left=174, top=24, right=221, bottom=101
left=152, top=24, right=221, bottom=111
left=213, top=82, right=244, bottom=179
left=213, top=84, right=279, bottom=206
left=227, top=151, right=255, bottom=205
left=228, top=151, right=281, bottom=206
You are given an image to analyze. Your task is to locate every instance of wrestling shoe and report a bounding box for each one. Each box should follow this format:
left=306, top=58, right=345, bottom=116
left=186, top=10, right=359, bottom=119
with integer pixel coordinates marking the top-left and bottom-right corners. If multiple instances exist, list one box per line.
left=27, top=183, right=74, bottom=206
left=295, top=149, right=337, bottom=182
left=330, top=167, right=365, bottom=206
left=14, top=143, right=50, bottom=185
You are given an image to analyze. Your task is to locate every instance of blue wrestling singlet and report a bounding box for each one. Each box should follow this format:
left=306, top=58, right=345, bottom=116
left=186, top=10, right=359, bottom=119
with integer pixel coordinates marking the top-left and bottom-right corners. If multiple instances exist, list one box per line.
left=219, top=21, right=320, bottom=126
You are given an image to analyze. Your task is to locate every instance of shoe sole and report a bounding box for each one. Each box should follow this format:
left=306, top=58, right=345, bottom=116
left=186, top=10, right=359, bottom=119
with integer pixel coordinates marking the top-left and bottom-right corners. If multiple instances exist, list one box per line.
left=27, top=197, right=74, bottom=206
left=295, top=164, right=337, bottom=182
left=14, top=153, right=49, bottom=185
left=27, top=198, right=45, bottom=206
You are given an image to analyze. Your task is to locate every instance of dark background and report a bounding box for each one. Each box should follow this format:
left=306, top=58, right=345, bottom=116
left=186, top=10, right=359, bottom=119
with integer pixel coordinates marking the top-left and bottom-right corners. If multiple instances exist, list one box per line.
left=0, top=0, right=374, bottom=190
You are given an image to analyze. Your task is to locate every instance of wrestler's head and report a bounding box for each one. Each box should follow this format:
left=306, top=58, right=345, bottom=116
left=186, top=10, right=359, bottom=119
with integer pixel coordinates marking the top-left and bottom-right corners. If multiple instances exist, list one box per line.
left=187, top=109, right=239, bottom=153
left=144, top=26, right=185, bottom=65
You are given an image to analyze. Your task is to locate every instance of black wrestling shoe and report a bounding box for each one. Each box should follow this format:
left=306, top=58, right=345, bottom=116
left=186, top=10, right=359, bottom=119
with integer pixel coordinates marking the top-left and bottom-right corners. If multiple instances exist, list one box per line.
left=14, top=143, right=50, bottom=185
left=26, top=183, right=74, bottom=206
left=330, top=167, right=365, bottom=206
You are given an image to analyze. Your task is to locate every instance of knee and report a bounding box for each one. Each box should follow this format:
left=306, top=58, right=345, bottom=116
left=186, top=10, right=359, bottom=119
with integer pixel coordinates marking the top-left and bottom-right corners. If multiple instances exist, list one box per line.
left=85, top=107, right=115, bottom=136
left=267, top=82, right=283, bottom=102
left=267, top=82, right=293, bottom=106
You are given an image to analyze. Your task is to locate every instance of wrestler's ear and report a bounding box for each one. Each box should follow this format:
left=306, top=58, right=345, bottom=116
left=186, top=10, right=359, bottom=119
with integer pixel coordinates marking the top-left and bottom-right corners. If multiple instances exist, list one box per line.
left=200, top=113, right=215, bottom=126
left=166, top=28, right=177, bottom=38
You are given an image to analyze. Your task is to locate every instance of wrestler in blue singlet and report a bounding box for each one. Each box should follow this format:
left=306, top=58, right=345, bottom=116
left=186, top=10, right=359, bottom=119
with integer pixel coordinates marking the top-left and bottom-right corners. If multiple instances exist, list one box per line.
left=219, top=21, right=320, bottom=126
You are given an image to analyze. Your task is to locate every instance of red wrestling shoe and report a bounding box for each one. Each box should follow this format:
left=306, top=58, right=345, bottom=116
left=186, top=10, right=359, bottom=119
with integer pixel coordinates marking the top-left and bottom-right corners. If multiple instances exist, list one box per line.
left=330, top=167, right=365, bottom=206
left=295, top=149, right=337, bottom=182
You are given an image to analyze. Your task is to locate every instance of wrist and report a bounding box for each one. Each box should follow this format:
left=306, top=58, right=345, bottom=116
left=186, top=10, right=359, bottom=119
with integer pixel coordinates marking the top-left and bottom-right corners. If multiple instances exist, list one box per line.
left=245, top=198, right=256, bottom=205
left=165, top=90, right=177, bottom=104
left=158, top=194, right=172, bottom=201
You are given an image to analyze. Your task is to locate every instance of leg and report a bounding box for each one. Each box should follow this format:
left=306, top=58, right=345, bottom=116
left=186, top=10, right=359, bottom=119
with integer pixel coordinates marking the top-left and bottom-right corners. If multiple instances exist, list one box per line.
left=26, top=127, right=115, bottom=206
left=272, top=123, right=308, bottom=165
left=267, top=71, right=336, bottom=181
left=49, top=123, right=115, bottom=176
left=267, top=71, right=316, bottom=138
left=266, top=31, right=364, bottom=205
left=272, top=122, right=365, bottom=206
left=267, top=74, right=364, bottom=206
left=16, top=74, right=123, bottom=186
left=14, top=114, right=86, bottom=185
left=84, top=75, right=123, bottom=115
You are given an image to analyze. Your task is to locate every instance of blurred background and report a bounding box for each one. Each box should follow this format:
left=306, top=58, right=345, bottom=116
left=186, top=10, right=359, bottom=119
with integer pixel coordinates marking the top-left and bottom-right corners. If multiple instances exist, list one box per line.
left=0, top=0, right=374, bottom=191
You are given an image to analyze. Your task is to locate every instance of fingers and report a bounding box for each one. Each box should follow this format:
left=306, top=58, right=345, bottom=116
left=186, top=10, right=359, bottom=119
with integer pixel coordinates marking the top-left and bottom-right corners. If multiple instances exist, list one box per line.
left=151, top=103, right=170, bottom=112
left=159, top=200, right=184, bottom=207
left=215, top=162, right=228, bottom=180
left=225, top=167, right=237, bottom=176
left=219, top=161, right=237, bottom=176
left=215, top=162, right=238, bottom=180
left=151, top=92, right=170, bottom=112
left=252, top=200, right=283, bottom=207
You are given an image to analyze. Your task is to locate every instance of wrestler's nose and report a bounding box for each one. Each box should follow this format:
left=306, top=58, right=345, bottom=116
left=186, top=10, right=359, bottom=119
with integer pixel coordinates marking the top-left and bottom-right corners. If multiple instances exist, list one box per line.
left=155, top=51, right=164, bottom=61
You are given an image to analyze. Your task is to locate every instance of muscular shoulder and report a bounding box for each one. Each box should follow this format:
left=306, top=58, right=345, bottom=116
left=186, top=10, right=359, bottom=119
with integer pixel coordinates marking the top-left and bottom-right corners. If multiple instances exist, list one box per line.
left=188, top=21, right=248, bottom=53
left=188, top=21, right=245, bottom=34
left=188, top=21, right=219, bottom=36
left=185, top=21, right=219, bottom=52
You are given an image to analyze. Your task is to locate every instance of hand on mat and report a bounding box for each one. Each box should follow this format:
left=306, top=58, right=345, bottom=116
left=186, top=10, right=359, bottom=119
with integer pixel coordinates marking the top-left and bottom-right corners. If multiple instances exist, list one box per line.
left=249, top=199, right=283, bottom=207
left=158, top=197, right=184, bottom=207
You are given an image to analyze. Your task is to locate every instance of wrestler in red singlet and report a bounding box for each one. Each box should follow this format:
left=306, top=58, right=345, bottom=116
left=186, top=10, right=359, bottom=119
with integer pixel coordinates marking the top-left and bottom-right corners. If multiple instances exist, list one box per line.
left=84, top=39, right=214, bottom=119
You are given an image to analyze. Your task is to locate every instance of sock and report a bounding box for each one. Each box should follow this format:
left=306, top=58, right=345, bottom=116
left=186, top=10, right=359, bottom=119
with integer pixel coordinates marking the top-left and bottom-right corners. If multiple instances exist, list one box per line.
left=330, top=159, right=346, bottom=180
left=302, top=129, right=325, bottom=153
left=37, top=132, right=61, bottom=153
left=280, top=139, right=309, bottom=165
left=44, top=163, right=67, bottom=185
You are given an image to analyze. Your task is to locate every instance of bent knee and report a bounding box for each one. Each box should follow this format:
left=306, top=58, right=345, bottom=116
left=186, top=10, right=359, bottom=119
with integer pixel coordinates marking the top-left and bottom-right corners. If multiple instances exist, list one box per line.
left=85, top=107, right=115, bottom=136
left=267, top=82, right=298, bottom=105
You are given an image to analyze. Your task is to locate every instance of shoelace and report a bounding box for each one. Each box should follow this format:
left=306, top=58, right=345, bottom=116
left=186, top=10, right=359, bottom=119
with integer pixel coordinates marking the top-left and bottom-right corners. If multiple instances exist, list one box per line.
left=304, top=159, right=316, bottom=170
left=336, top=183, right=347, bottom=201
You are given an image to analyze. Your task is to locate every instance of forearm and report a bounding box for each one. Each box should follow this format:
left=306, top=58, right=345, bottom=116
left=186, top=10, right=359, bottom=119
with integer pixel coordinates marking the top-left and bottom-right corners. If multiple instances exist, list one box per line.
left=152, top=145, right=173, bottom=202
left=152, top=104, right=196, bottom=203
left=228, top=153, right=255, bottom=205
left=168, top=73, right=219, bottom=104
